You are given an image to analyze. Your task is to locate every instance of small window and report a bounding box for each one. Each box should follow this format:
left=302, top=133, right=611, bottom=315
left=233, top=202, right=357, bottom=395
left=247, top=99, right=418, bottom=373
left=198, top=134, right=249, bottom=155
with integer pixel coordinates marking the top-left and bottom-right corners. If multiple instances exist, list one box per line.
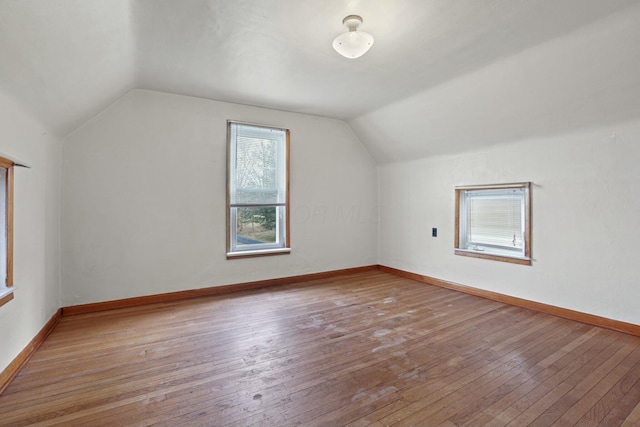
left=0, top=156, right=14, bottom=308
left=455, top=182, right=531, bottom=265
left=227, top=121, right=290, bottom=258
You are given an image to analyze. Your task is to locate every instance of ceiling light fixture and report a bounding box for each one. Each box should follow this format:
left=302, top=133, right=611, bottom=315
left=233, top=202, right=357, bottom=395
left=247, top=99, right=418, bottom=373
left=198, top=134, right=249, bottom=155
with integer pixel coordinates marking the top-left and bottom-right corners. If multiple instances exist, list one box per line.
left=332, top=15, right=374, bottom=59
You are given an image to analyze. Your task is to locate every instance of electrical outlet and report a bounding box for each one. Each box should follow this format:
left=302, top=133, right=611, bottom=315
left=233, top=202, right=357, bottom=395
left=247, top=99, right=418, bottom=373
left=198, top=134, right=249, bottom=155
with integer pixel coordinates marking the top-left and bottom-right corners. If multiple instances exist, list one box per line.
left=432, top=228, right=437, bottom=237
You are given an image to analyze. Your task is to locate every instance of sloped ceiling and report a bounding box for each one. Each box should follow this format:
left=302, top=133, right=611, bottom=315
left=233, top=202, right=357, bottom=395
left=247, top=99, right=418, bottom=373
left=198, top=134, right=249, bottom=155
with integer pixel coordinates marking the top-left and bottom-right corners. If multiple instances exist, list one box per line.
left=1, top=0, right=639, bottom=162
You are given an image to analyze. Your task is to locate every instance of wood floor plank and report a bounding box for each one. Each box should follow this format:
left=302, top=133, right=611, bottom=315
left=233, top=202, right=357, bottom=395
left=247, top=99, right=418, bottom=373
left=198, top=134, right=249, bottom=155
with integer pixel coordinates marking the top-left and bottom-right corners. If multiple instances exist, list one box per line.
left=621, top=399, right=640, bottom=427
left=574, top=355, right=640, bottom=427
left=443, top=324, right=591, bottom=426
left=600, top=377, right=640, bottom=427
left=529, top=338, right=638, bottom=426
left=551, top=345, right=640, bottom=427
left=377, top=316, right=569, bottom=425
left=480, top=330, right=618, bottom=425
left=385, top=320, right=578, bottom=427
left=1, top=270, right=640, bottom=426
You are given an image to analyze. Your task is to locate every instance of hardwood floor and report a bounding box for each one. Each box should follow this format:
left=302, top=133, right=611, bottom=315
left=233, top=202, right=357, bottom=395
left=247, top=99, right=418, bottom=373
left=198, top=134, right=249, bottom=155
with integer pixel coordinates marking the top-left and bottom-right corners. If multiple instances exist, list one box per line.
left=1, top=270, right=640, bottom=426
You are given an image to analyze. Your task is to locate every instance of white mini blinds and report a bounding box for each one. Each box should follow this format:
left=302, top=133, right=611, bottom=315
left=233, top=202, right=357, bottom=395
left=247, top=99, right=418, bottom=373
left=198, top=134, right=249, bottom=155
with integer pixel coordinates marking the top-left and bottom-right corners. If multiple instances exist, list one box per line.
left=455, top=182, right=531, bottom=265
left=227, top=121, right=290, bottom=258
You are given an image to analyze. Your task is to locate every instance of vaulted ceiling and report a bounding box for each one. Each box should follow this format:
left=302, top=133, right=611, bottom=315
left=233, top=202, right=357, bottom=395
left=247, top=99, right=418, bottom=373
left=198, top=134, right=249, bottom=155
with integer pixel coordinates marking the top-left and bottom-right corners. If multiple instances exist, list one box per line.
left=1, top=0, right=639, bottom=162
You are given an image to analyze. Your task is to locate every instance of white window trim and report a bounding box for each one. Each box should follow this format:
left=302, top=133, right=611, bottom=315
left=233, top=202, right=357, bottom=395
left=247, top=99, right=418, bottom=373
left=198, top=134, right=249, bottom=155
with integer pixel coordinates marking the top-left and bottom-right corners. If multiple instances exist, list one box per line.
left=0, top=286, right=13, bottom=300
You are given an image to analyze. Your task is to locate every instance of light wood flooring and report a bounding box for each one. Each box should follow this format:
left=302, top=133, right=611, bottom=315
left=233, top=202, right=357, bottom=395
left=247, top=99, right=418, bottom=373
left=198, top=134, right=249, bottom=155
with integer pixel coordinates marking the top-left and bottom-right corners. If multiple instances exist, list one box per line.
left=1, top=270, right=640, bottom=426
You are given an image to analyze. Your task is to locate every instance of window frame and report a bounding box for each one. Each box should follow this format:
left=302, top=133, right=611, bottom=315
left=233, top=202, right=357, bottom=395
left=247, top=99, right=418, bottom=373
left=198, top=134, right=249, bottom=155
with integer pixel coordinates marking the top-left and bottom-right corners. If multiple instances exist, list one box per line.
left=455, top=182, right=531, bottom=266
left=0, top=156, right=14, bottom=308
left=226, top=121, right=290, bottom=259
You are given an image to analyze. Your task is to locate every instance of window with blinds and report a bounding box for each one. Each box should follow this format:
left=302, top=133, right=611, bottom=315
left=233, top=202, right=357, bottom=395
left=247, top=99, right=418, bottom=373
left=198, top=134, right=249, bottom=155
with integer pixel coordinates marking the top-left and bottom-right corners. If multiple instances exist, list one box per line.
left=227, top=121, right=290, bottom=258
left=455, top=183, right=531, bottom=265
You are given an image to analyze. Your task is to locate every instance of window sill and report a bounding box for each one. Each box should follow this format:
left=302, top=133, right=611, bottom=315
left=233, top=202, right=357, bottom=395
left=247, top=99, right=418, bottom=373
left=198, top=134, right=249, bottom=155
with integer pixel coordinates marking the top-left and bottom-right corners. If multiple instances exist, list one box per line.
left=455, top=249, right=531, bottom=266
left=227, top=248, right=291, bottom=260
left=0, top=287, right=14, bottom=308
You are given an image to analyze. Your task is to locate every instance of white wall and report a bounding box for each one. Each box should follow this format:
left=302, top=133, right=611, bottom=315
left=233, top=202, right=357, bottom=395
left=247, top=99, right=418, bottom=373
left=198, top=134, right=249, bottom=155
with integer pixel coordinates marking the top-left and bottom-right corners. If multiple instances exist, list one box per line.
left=62, top=89, right=378, bottom=306
left=378, top=119, right=640, bottom=325
left=0, top=91, right=61, bottom=373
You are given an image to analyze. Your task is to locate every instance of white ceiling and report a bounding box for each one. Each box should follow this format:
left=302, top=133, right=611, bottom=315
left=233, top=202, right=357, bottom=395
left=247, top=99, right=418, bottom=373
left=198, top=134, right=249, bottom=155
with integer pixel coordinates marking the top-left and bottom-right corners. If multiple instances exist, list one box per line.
left=1, top=0, right=639, bottom=161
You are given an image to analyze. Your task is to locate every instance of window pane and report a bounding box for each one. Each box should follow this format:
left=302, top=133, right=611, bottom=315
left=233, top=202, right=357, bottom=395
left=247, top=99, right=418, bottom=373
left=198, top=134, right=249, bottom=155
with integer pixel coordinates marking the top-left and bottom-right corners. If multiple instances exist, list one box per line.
left=234, top=206, right=279, bottom=246
left=235, top=138, right=278, bottom=204
left=230, top=124, right=286, bottom=205
left=466, top=190, right=523, bottom=249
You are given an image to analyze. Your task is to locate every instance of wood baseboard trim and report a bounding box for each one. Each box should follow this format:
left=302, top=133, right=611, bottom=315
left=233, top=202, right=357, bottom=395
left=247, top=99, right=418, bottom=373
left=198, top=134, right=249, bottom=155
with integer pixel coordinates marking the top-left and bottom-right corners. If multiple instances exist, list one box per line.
left=378, top=265, right=640, bottom=337
left=63, top=265, right=379, bottom=316
left=0, top=308, right=62, bottom=395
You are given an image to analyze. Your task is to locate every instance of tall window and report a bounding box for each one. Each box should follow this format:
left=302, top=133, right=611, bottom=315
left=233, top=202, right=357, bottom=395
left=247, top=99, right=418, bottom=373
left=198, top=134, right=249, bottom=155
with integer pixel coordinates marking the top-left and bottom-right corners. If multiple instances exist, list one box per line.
left=455, top=182, right=531, bottom=265
left=0, top=156, right=14, bottom=307
left=227, top=121, right=290, bottom=258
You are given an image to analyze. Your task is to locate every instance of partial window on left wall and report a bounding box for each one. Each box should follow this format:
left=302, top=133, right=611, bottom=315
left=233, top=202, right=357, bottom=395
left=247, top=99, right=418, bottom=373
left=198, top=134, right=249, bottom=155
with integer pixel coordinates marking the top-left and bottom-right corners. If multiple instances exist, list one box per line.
left=0, top=156, right=14, bottom=308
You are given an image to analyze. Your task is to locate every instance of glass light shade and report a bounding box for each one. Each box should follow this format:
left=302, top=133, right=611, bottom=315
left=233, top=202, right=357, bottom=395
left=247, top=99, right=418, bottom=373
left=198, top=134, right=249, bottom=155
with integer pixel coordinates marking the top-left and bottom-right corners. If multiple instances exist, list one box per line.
left=333, top=30, right=374, bottom=59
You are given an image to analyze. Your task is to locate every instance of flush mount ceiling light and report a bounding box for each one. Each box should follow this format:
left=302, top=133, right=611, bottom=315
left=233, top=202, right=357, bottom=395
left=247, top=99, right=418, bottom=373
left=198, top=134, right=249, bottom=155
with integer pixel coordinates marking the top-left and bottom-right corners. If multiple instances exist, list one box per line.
left=332, top=15, right=374, bottom=59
